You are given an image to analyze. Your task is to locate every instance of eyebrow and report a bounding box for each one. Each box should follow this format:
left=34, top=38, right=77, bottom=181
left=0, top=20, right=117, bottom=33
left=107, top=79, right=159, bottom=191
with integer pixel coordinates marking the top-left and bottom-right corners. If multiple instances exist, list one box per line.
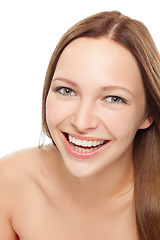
left=100, top=86, right=134, bottom=97
left=52, top=77, right=134, bottom=97
left=52, top=77, right=78, bottom=87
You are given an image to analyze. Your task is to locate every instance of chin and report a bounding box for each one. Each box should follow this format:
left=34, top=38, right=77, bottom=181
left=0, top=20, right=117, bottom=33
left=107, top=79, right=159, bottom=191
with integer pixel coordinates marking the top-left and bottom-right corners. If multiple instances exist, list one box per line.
left=62, top=156, right=101, bottom=178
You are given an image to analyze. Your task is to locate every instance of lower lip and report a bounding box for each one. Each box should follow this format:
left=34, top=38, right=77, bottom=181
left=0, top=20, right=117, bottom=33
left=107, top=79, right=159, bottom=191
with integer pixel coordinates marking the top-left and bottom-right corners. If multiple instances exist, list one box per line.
left=62, top=132, right=110, bottom=159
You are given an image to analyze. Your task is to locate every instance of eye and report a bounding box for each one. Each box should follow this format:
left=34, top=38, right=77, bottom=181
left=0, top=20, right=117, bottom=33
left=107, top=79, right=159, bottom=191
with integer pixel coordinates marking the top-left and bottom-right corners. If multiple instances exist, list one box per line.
left=104, top=96, right=126, bottom=104
left=55, top=87, right=76, bottom=96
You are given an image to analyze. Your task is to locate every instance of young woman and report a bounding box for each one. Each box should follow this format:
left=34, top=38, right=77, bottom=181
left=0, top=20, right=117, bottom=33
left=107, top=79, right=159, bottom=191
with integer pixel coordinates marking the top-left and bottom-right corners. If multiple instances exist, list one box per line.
left=0, top=11, right=160, bottom=240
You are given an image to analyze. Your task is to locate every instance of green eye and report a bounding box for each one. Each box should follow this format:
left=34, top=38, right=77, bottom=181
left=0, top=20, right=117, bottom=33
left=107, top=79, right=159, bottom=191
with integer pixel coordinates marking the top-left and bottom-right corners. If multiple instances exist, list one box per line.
left=105, top=96, right=125, bottom=104
left=56, top=87, right=75, bottom=96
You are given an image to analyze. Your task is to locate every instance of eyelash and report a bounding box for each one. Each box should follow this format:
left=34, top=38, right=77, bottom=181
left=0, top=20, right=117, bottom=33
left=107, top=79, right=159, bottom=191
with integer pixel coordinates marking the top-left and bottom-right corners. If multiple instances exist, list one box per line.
left=104, top=96, right=126, bottom=104
left=54, top=87, right=76, bottom=97
left=54, top=87, right=127, bottom=104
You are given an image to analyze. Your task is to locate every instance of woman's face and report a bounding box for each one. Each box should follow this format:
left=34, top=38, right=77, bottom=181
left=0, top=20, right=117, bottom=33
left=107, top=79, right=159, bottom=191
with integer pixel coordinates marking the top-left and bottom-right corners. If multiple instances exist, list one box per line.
left=46, top=37, right=151, bottom=177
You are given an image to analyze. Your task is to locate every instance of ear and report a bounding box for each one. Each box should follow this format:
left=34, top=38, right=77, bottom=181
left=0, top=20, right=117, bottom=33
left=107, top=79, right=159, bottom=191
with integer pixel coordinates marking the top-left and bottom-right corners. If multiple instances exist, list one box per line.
left=139, top=116, right=153, bottom=130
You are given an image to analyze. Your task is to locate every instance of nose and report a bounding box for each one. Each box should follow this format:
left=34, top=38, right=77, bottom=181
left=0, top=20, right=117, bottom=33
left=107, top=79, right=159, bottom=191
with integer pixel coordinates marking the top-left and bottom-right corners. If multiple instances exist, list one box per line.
left=71, top=100, right=99, bottom=132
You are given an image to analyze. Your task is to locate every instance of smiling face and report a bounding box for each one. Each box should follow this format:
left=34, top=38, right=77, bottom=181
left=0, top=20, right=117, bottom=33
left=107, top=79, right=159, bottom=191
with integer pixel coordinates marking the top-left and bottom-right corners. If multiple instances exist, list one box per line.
left=46, top=37, right=152, bottom=177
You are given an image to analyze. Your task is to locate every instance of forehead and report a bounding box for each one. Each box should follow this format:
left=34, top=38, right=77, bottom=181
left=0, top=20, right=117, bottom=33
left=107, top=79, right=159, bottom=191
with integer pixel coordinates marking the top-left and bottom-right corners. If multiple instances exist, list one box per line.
left=54, top=37, right=143, bottom=94
left=57, top=36, right=139, bottom=70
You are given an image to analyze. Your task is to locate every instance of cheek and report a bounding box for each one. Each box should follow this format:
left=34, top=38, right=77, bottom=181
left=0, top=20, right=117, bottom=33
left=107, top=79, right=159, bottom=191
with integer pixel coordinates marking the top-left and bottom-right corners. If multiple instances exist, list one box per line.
left=46, top=95, right=72, bottom=128
left=102, top=108, right=142, bottom=140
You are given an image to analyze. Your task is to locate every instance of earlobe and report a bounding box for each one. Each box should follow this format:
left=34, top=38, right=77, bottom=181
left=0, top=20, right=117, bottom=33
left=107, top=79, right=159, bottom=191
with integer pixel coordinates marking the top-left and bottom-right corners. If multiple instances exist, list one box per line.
left=139, top=116, right=153, bottom=130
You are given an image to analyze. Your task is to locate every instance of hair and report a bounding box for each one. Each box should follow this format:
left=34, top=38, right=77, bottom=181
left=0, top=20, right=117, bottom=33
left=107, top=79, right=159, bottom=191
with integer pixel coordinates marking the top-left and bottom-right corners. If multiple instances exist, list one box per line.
left=41, top=11, right=160, bottom=239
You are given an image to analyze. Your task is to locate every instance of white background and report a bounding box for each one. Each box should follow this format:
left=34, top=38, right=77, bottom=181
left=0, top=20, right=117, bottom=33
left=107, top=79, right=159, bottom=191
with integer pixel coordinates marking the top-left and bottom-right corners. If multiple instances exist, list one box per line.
left=0, top=0, right=160, bottom=157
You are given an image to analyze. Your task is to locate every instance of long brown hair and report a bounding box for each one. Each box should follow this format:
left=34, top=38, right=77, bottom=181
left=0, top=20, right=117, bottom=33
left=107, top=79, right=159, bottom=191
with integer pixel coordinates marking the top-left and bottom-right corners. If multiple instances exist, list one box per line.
left=41, top=11, right=160, bottom=239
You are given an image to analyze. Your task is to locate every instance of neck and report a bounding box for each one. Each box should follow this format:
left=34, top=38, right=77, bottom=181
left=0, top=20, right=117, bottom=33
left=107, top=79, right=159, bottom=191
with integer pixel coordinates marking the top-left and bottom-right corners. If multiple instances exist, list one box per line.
left=62, top=156, right=134, bottom=208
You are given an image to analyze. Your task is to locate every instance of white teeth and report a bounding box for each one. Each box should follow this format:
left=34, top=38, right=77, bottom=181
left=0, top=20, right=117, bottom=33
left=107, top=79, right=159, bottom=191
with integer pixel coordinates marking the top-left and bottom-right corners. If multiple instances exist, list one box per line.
left=88, top=141, right=93, bottom=147
left=68, top=135, right=106, bottom=147
left=92, top=140, right=98, bottom=146
left=70, top=143, right=99, bottom=152
left=81, top=140, right=88, bottom=147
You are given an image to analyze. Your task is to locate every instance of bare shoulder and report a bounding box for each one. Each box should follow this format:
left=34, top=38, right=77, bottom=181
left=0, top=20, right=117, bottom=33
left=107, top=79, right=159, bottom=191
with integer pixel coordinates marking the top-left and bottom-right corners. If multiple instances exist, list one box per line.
left=0, top=144, right=59, bottom=239
left=0, top=144, right=58, bottom=196
left=0, top=144, right=59, bottom=211
left=0, top=146, right=43, bottom=177
left=0, top=147, right=37, bottom=193
left=0, top=144, right=56, bottom=178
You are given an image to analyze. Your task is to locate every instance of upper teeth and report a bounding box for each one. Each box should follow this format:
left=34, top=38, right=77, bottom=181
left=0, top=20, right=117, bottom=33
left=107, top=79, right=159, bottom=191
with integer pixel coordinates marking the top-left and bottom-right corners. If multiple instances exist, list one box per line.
left=68, top=135, right=105, bottom=147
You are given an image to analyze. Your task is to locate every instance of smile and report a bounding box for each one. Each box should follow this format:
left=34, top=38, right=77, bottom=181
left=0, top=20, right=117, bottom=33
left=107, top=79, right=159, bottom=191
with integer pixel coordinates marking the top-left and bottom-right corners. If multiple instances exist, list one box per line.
left=62, top=132, right=109, bottom=159
left=68, top=135, right=107, bottom=152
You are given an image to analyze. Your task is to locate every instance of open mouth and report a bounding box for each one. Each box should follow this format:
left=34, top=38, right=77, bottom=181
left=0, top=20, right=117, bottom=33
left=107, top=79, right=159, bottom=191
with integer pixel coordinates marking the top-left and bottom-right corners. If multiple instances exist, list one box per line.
left=63, top=132, right=108, bottom=153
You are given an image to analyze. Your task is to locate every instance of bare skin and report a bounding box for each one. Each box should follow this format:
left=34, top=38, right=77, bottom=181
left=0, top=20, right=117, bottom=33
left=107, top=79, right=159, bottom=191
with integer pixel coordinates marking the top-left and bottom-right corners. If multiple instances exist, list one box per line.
left=0, top=37, right=151, bottom=239
left=0, top=145, right=138, bottom=240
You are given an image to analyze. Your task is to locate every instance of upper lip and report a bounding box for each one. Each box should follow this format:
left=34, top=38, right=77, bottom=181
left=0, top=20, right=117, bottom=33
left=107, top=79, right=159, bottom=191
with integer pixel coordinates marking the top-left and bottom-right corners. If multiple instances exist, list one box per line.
left=62, top=132, right=108, bottom=141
